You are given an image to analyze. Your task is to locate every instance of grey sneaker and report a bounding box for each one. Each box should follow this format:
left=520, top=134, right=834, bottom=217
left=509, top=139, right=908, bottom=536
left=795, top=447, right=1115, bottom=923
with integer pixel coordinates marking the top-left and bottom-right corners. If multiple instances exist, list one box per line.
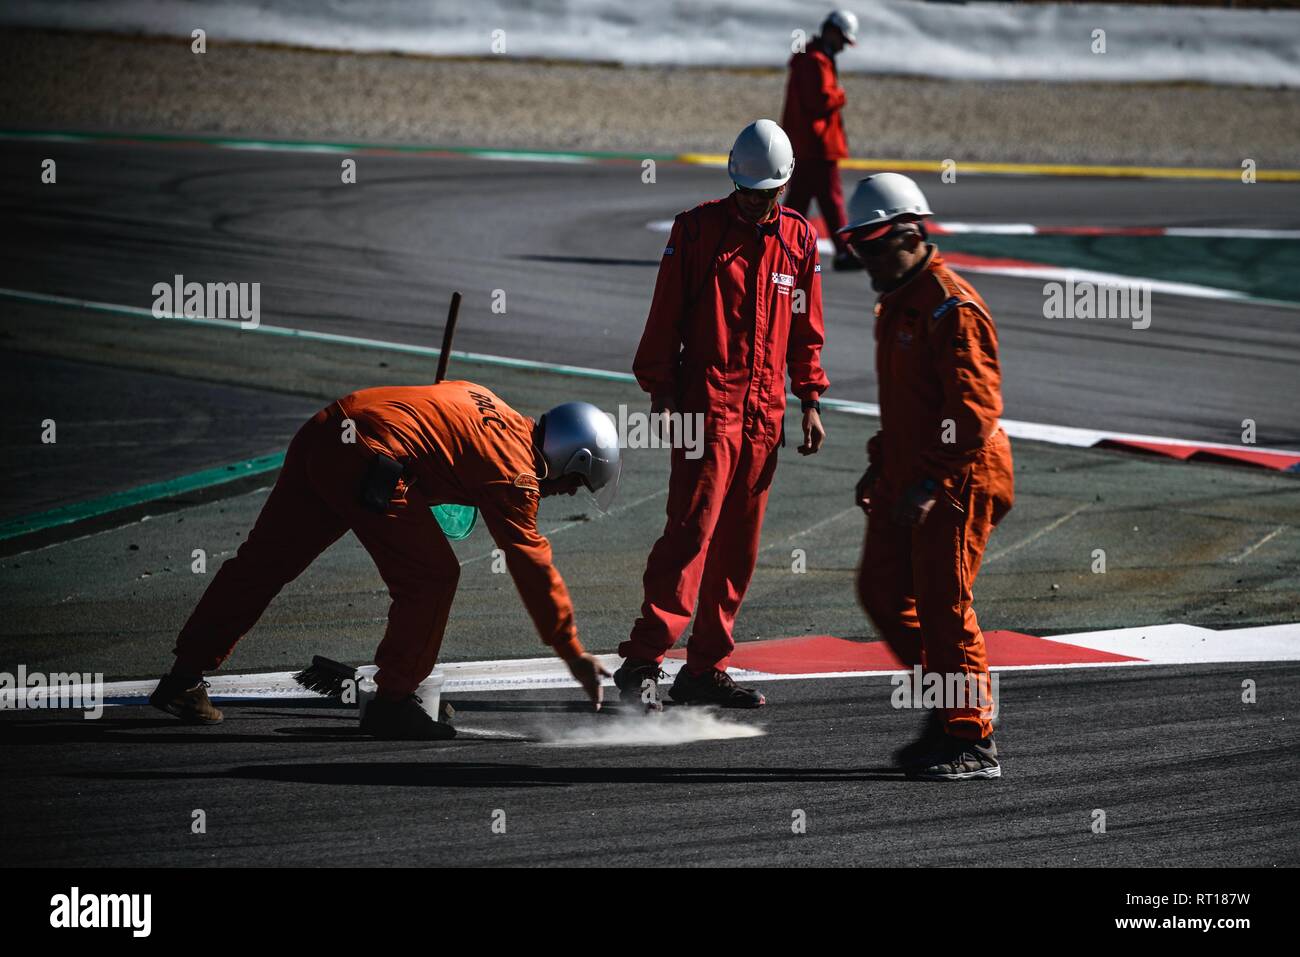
left=907, top=734, right=1001, bottom=780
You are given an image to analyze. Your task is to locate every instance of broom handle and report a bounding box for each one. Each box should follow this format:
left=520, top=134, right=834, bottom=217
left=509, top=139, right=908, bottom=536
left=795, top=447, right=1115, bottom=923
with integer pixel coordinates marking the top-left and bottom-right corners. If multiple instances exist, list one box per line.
left=435, top=291, right=462, bottom=384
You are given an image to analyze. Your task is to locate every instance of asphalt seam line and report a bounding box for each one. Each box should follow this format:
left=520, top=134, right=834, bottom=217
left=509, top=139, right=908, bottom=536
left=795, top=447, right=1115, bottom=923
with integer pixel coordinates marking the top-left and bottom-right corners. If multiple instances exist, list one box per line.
left=985, top=503, right=1092, bottom=564
left=1226, top=524, right=1287, bottom=564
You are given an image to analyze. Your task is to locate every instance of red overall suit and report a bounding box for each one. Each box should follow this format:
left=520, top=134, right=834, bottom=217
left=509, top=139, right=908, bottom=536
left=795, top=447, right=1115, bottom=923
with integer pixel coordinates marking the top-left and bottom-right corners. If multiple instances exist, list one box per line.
left=172, top=381, right=584, bottom=698
left=856, top=247, right=1014, bottom=740
left=621, top=195, right=829, bottom=673
left=781, top=37, right=850, bottom=255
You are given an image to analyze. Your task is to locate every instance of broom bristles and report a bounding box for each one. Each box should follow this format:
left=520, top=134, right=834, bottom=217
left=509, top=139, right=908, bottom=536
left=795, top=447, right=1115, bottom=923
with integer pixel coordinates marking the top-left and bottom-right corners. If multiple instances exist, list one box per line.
left=293, top=655, right=357, bottom=698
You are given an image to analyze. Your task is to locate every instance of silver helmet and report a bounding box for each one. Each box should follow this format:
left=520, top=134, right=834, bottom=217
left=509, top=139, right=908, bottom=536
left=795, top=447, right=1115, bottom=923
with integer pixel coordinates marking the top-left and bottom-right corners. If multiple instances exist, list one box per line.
left=538, top=401, right=622, bottom=512
left=823, top=9, right=859, bottom=45
left=838, top=172, right=933, bottom=238
left=728, top=119, right=795, bottom=191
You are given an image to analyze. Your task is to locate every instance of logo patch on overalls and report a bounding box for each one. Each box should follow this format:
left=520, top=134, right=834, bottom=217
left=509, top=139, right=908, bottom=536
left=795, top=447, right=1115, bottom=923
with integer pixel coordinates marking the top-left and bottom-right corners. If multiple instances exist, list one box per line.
left=932, top=296, right=960, bottom=321
left=514, top=472, right=540, bottom=491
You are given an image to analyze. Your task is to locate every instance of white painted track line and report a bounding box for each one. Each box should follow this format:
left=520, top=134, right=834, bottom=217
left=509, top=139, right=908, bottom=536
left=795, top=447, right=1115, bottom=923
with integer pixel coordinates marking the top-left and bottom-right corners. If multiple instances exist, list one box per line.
left=3, top=623, right=1297, bottom=710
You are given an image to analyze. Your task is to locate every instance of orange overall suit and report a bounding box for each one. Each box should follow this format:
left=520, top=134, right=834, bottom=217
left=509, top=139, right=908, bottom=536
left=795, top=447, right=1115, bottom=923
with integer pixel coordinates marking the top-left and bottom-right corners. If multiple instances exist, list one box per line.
left=172, top=381, right=583, bottom=697
left=857, top=247, right=1014, bottom=740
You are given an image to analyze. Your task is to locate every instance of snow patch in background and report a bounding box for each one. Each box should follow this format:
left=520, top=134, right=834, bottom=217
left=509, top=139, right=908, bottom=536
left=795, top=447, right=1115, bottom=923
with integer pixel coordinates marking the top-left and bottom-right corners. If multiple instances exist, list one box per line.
left=537, top=707, right=765, bottom=747
left=4, top=0, right=1299, bottom=87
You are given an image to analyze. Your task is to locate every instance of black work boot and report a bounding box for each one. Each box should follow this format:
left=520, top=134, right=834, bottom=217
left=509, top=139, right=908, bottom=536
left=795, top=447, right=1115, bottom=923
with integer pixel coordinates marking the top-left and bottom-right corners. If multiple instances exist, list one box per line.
left=360, top=694, right=457, bottom=741
left=669, top=666, right=765, bottom=708
left=613, top=657, right=665, bottom=705
left=150, top=674, right=224, bottom=724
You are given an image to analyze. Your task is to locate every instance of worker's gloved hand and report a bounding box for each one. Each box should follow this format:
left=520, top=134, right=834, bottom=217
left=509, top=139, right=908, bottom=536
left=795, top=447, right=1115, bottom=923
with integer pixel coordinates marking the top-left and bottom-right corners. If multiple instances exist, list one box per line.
left=896, top=479, right=938, bottom=527
left=650, top=392, right=677, bottom=416
left=854, top=463, right=880, bottom=513
left=798, top=408, right=826, bottom=455
left=565, top=653, right=612, bottom=711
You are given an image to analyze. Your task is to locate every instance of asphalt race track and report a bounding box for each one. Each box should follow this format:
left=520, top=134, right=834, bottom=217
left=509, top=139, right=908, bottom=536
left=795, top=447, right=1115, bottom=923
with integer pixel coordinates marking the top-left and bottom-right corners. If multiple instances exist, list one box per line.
left=2, top=139, right=1299, bottom=447
left=3, top=666, right=1297, bottom=867
left=1, top=137, right=1298, bottom=867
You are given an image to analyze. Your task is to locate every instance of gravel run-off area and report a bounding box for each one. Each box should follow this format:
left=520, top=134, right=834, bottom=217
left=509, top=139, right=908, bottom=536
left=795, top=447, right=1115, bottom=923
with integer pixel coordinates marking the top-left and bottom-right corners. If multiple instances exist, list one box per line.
left=3, top=28, right=1299, bottom=168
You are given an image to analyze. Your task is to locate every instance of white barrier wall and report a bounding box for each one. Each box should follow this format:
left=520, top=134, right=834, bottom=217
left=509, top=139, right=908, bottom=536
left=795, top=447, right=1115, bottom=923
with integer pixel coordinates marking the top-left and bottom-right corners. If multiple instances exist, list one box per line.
left=4, top=0, right=1299, bottom=87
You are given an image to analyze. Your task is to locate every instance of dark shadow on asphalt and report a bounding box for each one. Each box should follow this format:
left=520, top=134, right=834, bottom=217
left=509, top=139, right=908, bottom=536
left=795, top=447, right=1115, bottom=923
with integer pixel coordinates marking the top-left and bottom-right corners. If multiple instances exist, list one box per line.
left=96, top=697, right=353, bottom=711
left=76, top=762, right=907, bottom=787
left=238, top=708, right=355, bottom=720
left=448, top=699, right=680, bottom=714
left=210, top=698, right=352, bottom=711
left=0, top=716, right=370, bottom=745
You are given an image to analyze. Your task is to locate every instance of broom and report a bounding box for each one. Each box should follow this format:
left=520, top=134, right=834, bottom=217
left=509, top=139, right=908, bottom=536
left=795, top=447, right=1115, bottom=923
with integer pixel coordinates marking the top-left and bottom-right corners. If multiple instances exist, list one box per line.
left=293, top=655, right=357, bottom=698
left=293, top=655, right=455, bottom=721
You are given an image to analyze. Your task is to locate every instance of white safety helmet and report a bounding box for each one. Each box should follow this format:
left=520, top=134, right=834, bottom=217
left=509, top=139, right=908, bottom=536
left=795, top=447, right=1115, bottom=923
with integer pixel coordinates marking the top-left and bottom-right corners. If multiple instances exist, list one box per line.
left=728, top=119, right=795, bottom=191
left=537, top=401, right=622, bottom=512
left=838, top=172, right=933, bottom=240
left=824, top=9, right=859, bottom=45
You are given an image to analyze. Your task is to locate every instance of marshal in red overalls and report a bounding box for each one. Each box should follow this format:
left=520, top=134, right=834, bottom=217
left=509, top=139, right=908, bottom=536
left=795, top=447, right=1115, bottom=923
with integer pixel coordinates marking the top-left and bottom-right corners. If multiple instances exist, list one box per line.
left=621, top=195, right=830, bottom=673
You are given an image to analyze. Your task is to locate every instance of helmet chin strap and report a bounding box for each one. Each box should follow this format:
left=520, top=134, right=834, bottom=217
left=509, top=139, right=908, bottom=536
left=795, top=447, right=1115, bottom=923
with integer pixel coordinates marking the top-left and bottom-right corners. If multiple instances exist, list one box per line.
left=532, top=446, right=550, bottom=480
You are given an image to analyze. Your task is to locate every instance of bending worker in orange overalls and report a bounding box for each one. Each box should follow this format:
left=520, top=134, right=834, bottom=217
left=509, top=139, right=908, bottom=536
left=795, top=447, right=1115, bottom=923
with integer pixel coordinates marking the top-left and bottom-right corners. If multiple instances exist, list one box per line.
left=614, top=119, right=830, bottom=709
left=150, top=382, right=618, bottom=740
left=839, top=173, right=1014, bottom=780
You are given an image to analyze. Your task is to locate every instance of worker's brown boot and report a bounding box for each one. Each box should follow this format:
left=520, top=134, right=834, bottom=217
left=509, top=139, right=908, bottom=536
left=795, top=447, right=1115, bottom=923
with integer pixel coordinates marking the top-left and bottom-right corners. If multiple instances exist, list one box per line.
left=150, top=674, right=224, bottom=724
